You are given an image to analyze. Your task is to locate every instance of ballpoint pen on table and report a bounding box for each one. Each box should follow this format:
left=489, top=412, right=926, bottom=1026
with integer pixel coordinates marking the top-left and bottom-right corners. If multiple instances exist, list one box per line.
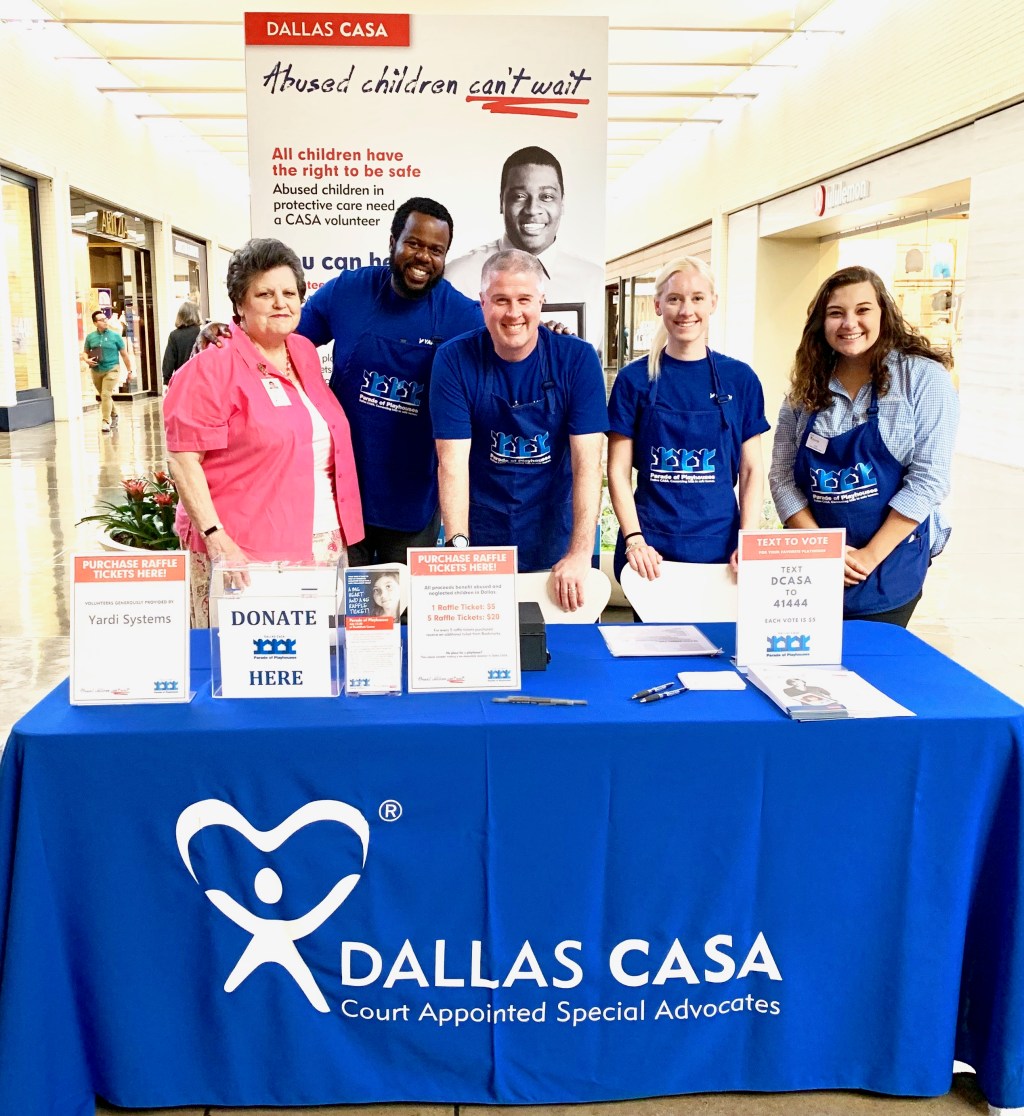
left=492, top=696, right=588, bottom=706
left=638, top=687, right=687, bottom=704
left=631, top=682, right=677, bottom=701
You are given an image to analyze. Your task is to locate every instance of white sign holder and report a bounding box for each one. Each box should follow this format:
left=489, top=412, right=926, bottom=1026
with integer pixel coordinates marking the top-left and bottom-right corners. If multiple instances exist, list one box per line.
left=736, top=529, right=846, bottom=669
left=211, top=559, right=341, bottom=698
left=406, top=547, right=520, bottom=693
left=343, top=566, right=403, bottom=695
left=70, top=551, right=190, bottom=704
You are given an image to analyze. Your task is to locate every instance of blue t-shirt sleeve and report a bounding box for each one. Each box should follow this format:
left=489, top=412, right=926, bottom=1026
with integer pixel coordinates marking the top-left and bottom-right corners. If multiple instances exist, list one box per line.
left=297, top=279, right=335, bottom=348
left=441, top=287, right=484, bottom=337
left=607, top=362, right=644, bottom=438
left=429, top=340, right=474, bottom=439
left=567, top=340, right=610, bottom=435
left=736, top=362, right=770, bottom=442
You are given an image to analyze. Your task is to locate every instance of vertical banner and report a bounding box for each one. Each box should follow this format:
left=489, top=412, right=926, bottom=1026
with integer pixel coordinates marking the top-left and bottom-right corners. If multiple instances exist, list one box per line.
left=244, top=12, right=608, bottom=347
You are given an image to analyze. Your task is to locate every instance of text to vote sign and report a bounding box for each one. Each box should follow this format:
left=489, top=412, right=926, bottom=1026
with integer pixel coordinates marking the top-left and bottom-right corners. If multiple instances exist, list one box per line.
left=735, top=529, right=845, bottom=669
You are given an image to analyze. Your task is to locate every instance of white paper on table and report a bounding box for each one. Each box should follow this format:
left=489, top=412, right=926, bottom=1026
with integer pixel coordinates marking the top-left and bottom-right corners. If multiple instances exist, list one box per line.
left=677, top=670, right=747, bottom=691
left=746, top=664, right=914, bottom=719
left=599, top=624, right=722, bottom=658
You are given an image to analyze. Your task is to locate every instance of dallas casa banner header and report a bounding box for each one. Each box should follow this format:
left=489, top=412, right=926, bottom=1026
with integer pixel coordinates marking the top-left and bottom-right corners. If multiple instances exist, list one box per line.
left=244, top=13, right=410, bottom=45
left=244, top=11, right=607, bottom=344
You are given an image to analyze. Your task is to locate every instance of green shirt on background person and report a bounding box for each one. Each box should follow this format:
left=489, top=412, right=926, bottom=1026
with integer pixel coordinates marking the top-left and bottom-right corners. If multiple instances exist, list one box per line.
left=84, top=327, right=125, bottom=372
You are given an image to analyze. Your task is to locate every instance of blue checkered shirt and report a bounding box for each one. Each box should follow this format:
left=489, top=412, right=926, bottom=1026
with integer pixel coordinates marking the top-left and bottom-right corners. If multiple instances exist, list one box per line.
left=769, top=352, right=959, bottom=556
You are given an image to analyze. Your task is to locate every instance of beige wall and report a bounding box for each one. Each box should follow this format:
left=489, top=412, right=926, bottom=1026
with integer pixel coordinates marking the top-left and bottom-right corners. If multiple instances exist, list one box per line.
left=605, top=0, right=1024, bottom=470
left=0, top=25, right=250, bottom=421
left=607, top=0, right=1024, bottom=260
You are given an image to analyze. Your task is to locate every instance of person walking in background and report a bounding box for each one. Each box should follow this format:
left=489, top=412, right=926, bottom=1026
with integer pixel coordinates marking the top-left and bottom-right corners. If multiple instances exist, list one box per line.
left=162, top=301, right=202, bottom=384
left=84, top=309, right=133, bottom=434
left=769, top=265, right=959, bottom=626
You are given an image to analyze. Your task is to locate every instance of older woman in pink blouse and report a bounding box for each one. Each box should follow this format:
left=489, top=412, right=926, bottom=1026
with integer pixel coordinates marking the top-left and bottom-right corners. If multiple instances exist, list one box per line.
left=164, top=238, right=364, bottom=625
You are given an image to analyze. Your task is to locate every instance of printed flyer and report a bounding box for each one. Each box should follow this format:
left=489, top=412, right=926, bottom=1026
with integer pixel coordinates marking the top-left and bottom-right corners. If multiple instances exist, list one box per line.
left=735, top=529, right=845, bottom=669
left=344, top=566, right=402, bottom=694
left=406, top=546, right=519, bottom=692
left=244, top=12, right=608, bottom=347
left=70, top=552, right=189, bottom=704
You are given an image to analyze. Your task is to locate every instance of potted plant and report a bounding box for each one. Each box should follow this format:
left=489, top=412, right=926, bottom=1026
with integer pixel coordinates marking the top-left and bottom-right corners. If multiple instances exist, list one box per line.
left=78, top=471, right=181, bottom=551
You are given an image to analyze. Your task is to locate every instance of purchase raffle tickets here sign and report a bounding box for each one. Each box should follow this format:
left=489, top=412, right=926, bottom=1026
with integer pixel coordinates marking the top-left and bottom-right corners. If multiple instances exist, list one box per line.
left=406, top=546, right=520, bottom=693
left=70, top=552, right=190, bottom=704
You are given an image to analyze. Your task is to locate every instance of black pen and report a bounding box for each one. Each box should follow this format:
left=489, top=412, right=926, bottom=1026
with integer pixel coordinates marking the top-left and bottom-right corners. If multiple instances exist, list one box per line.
left=492, top=696, right=588, bottom=706
left=631, top=682, right=677, bottom=701
left=638, top=687, right=687, bottom=704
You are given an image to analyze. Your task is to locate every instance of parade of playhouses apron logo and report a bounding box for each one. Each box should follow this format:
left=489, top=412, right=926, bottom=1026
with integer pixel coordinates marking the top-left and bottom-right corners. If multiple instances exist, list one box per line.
left=809, top=461, right=878, bottom=503
left=490, top=429, right=552, bottom=465
left=359, top=368, right=425, bottom=416
left=650, top=446, right=718, bottom=483
left=176, top=798, right=784, bottom=1026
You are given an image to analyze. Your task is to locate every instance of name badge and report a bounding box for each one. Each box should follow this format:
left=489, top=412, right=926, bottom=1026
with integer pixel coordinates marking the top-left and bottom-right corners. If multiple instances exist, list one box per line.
left=262, top=377, right=292, bottom=407
left=805, top=432, right=828, bottom=453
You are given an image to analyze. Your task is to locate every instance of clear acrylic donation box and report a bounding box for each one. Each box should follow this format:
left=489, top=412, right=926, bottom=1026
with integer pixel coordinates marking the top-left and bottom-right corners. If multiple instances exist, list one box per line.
left=209, top=559, right=342, bottom=698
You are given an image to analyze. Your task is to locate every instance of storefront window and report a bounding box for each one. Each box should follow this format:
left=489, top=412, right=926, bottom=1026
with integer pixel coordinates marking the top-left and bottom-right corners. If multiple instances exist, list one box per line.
left=70, top=191, right=158, bottom=395
left=825, top=209, right=968, bottom=371
left=172, top=233, right=209, bottom=319
left=2, top=169, right=47, bottom=393
left=629, top=276, right=658, bottom=361
left=72, top=232, right=95, bottom=408
left=604, top=283, right=620, bottom=371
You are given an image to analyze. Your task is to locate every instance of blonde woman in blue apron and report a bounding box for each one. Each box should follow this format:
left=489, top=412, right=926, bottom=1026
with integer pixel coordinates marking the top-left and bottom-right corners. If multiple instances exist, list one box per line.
left=608, top=257, right=769, bottom=584
left=769, top=265, right=959, bottom=626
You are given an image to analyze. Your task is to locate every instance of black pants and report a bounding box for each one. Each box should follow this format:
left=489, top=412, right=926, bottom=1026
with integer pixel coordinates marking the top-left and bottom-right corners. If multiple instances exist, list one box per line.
left=346, top=508, right=442, bottom=567
left=851, top=590, right=923, bottom=629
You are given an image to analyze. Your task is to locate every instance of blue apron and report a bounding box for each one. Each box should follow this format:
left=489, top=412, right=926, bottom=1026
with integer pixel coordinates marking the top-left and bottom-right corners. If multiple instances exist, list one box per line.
left=468, top=349, right=570, bottom=572
left=794, top=387, right=929, bottom=617
left=330, top=277, right=439, bottom=533
left=614, top=349, right=736, bottom=578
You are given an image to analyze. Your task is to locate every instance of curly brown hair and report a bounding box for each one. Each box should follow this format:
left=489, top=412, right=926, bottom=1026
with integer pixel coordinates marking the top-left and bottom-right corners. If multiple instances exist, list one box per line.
left=789, top=266, right=952, bottom=411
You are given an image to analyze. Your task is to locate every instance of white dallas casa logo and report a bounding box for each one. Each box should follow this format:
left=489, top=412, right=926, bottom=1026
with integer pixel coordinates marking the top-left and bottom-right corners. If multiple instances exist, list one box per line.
left=176, top=799, right=369, bottom=1013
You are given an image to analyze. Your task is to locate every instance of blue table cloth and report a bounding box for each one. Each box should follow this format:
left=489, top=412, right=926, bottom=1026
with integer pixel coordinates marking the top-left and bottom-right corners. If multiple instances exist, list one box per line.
left=1, top=622, right=1023, bottom=1115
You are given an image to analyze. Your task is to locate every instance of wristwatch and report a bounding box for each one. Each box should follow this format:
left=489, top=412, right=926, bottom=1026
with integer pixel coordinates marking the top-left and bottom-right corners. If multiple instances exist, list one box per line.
left=203, top=524, right=222, bottom=537
left=448, top=533, right=470, bottom=548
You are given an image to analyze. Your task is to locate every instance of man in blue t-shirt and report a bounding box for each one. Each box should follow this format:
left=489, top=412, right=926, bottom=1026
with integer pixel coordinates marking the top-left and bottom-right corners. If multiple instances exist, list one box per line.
left=431, top=249, right=608, bottom=612
left=84, top=310, right=132, bottom=433
left=299, top=197, right=482, bottom=565
left=199, top=198, right=483, bottom=566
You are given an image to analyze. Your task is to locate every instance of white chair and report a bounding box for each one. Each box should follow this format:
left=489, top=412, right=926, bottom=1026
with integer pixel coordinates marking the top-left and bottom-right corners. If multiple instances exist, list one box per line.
left=620, top=561, right=737, bottom=623
left=516, top=567, right=612, bottom=624
left=599, top=550, right=630, bottom=608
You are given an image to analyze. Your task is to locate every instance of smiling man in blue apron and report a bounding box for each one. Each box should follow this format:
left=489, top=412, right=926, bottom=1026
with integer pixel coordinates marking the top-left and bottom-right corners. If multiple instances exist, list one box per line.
left=197, top=197, right=483, bottom=567
left=431, top=249, right=608, bottom=613
left=300, top=197, right=483, bottom=566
